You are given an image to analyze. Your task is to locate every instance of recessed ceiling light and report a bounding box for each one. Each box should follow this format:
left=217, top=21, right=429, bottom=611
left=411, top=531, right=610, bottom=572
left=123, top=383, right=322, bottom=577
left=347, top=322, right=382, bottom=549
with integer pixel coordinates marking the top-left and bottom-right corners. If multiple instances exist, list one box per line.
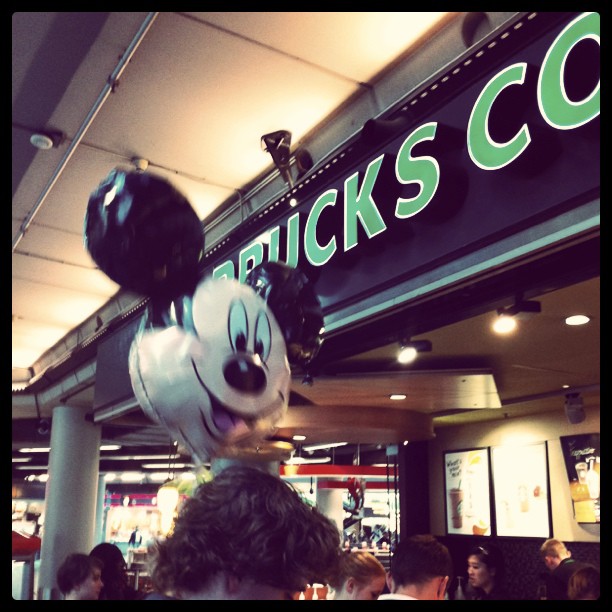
left=565, top=314, right=590, bottom=326
left=292, top=435, right=306, bottom=441
left=390, top=393, right=407, bottom=400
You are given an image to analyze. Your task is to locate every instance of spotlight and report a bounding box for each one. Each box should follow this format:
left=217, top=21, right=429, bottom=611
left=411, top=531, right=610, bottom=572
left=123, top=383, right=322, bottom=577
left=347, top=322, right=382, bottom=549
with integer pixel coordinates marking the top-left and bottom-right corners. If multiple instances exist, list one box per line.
left=397, top=339, right=432, bottom=364
left=564, top=392, right=585, bottom=424
left=492, top=297, right=541, bottom=334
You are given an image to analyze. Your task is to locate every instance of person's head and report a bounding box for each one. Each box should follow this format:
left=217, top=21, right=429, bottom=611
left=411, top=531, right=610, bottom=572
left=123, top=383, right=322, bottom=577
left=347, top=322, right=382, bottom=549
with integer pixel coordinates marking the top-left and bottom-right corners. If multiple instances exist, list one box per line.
left=90, top=542, right=130, bottom=599
left=328, top=550, right=386, bottom=600
left=568, top=565, right=600, bottom=600
left=148, top=464, right=342, bottom=600
left=466, top=544, right=504, bottom=595
left=539, top=538, right=571, bottom=571
left=386, top=534, right=452, bottom=600
left=57, top=553, right=104, bottom=600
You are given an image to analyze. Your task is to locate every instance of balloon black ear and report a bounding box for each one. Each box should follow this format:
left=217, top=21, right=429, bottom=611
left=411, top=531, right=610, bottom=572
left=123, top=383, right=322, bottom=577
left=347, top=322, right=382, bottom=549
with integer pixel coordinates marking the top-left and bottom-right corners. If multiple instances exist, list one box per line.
left=245, top=261, right=324, bottom=369
left=84, top=168, right=204, bottom=299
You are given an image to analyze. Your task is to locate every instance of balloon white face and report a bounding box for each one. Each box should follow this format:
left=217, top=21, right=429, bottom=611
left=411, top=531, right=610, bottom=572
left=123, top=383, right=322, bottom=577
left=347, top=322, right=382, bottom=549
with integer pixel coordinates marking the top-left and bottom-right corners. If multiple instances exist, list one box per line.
left=129, top=277, right=291, bottom=464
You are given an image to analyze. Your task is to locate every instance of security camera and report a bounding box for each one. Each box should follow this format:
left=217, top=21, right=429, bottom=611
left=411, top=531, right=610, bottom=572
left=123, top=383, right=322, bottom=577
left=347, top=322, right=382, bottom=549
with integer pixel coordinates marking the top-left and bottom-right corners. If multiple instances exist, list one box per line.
left=37, top=418, right=50, bottom=436
left=564, top=393, right=585, bottom=424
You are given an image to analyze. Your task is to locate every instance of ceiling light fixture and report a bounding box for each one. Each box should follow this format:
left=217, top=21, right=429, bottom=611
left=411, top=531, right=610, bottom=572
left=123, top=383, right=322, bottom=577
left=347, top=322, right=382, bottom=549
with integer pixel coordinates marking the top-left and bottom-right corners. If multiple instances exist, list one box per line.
left=390, top=393, right=407, bottom=401
left=397, top=339, right=432, bottom=364
left=565, top=314, right=591, bottom=326
left=492, top=296, right=541, bottom=334
left=302, top=441, right=347, bottom=452
left=284, top=456, right=331, bottom=465
left=29, top=129, right=65, bottom=150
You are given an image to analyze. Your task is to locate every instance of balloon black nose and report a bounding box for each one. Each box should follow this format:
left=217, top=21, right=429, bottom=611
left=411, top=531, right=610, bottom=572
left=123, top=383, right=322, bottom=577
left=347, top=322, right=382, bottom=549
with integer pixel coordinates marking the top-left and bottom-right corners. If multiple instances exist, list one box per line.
left=224, top=356, right=266, bottom=393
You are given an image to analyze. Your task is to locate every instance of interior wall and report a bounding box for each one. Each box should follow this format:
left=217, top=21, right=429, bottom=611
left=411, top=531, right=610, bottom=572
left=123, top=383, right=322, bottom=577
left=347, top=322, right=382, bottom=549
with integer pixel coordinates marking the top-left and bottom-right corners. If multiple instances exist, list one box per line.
left=429, top=406, right=600, bottom=543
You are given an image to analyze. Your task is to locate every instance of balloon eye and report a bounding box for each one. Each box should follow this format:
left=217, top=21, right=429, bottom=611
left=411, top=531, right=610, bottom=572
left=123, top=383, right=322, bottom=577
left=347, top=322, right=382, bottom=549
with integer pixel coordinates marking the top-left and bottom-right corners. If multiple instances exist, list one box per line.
left=254, top=311, right=272, bottom=362
left=228, top=300, right=249, bottom=353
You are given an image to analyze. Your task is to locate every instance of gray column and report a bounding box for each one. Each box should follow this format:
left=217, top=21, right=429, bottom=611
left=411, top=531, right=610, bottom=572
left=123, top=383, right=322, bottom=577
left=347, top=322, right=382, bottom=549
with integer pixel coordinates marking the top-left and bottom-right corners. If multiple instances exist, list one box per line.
left=316, top=488, right=344, bottom=537
left=93, top=474, right=107, bottom=545
left=37, top=405, right=101, bottom=600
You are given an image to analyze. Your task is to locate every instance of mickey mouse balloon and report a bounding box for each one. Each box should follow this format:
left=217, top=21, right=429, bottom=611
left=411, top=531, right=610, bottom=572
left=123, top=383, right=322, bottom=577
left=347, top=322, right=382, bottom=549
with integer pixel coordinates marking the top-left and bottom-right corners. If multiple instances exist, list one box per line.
left=84, top=168, right=204, bottom=299
left=246, top=261, right=324, bottom=370
left=129, top=274, right=291, bottom=465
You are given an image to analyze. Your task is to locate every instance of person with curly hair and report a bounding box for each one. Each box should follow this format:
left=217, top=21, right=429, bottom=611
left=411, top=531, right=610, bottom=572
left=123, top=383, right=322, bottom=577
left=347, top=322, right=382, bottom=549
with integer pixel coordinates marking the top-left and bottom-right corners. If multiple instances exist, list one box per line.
left=328, top=550, right=386, bottom=600
left=56, top=553, right=104, bottom=600
left=145, top=464, right=342, bottom=600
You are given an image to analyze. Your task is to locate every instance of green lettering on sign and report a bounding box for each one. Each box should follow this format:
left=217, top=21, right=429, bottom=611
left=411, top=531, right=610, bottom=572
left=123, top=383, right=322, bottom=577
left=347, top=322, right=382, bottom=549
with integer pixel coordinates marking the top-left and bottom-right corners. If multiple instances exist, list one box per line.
left=538, top=11, right=600, bottom=129
left=468, top=62, right=530, bottom=170
left=395, top=121, right=440, bottom=218
left=344, top=154, right=387, bottom=252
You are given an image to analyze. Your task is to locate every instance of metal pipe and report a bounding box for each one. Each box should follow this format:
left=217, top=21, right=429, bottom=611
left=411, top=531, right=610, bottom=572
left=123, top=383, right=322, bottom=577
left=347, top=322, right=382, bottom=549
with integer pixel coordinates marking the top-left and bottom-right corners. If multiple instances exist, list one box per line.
left=12, top=12, right=159, bottom=252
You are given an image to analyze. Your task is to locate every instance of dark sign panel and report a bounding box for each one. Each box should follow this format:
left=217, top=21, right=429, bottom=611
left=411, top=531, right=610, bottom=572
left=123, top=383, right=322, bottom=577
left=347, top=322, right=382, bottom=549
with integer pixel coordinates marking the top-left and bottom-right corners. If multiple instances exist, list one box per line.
left=202, top=12, right=599, bottom=323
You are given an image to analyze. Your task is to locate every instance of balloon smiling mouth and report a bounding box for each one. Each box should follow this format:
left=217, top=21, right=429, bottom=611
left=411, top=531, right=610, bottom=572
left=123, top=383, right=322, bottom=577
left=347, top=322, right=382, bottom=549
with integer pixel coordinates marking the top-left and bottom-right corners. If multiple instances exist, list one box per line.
left=190, top=358, right=278, bottom=444
left=204, top=390, right=254, bottom=441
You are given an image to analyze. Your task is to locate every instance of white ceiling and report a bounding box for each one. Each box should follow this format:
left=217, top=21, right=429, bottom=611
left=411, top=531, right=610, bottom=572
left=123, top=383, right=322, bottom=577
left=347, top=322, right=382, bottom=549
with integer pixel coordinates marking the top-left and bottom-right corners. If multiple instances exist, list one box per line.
left=12, top=11, right=449, bottom=375
left=12, top=13, right=599, bottom=470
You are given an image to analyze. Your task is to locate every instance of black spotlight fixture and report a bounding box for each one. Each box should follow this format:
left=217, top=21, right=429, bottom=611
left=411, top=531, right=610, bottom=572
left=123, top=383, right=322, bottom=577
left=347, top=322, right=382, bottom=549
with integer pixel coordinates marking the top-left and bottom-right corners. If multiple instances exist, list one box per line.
left=492, top=295, right=541, bottom=334
left=497, top=297, right=542, bottom=320
left=397, top=339, right=432, bottom=365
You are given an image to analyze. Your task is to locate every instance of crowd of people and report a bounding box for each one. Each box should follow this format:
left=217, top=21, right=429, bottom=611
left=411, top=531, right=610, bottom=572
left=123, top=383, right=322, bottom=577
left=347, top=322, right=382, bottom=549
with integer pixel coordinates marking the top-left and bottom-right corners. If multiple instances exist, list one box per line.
left=55, top=466, right=599, bottom=601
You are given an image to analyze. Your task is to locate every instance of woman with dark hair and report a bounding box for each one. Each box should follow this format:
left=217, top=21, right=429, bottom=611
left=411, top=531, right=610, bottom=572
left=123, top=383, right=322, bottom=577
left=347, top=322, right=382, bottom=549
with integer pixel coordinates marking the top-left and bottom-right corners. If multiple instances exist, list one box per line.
left=90, top=542, right=143, bottom=600
left=465, top=544, right=510, bottom=600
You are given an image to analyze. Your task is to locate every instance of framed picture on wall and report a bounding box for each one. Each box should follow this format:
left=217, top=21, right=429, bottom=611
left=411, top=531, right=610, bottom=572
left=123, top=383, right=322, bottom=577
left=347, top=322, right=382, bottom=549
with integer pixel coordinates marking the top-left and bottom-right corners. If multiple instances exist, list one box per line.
left=443, top=448, right=492, bottom=536
left=559, top=433, right=600, bottom=524
left=491, top=442, right=551, bottom=538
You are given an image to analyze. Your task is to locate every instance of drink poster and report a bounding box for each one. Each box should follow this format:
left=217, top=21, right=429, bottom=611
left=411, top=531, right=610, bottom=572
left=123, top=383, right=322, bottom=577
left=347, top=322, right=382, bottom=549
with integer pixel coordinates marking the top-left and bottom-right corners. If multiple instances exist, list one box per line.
left=491, top=442, right=551, bottom=538
left=444, top=448, right=491, bottom=536
left=559, top=433, right=600, bottom=524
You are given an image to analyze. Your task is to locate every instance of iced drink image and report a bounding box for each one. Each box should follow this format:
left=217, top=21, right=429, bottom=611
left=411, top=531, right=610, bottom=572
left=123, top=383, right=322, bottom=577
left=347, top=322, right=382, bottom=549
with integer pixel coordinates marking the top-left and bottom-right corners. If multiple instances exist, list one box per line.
left=575, top=461, right=588, bottom=484
left=449, top=488, right=464, bottom=528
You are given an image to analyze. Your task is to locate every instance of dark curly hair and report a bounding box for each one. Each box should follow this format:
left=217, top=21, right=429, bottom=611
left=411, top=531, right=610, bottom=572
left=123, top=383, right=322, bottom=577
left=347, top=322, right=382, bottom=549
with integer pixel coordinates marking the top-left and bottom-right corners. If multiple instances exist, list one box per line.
left=148, top=465, right=342, bottom=597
